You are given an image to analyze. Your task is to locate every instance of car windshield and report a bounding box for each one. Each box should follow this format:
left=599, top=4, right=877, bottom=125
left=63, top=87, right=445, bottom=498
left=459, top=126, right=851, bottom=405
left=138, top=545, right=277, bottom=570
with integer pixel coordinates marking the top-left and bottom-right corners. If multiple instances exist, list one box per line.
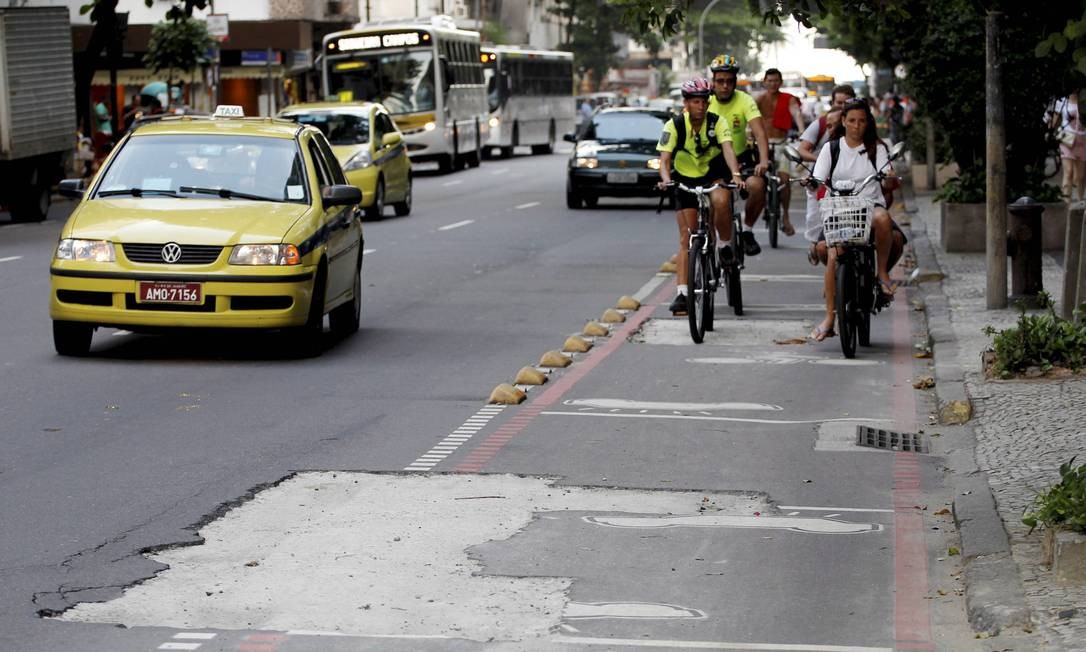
left=94, top=135, right=307, bottom=203
left=282, top=111, right=369, bottom=146
left=588, top=113, right=666, bottom=143
left=327, top=49, right=435, bottom=114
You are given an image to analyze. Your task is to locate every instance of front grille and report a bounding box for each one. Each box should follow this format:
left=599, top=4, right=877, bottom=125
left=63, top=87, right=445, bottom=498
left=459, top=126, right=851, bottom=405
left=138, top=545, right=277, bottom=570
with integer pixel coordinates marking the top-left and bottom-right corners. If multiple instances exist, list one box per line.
left=57, top=290, right=113, bottom=306
left=123, top=243, right=223, bottom=265
left=856, top=426, right=929, bottom=453
left=125, top=294, right=217, bottom=312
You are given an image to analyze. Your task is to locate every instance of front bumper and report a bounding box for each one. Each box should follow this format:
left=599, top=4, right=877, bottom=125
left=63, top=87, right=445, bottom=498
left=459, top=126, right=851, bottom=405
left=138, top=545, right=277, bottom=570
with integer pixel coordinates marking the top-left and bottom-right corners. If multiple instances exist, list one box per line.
left=49, top=266, right=317, bottom=330
left=568, top=168, right=664, bottom=198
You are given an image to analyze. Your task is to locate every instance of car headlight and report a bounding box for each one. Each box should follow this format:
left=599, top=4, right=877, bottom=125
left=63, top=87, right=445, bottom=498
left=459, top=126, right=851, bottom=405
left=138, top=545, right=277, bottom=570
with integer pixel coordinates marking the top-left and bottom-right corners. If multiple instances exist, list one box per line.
left=646, top=158, right=661, bottom=170
left=574, top=157, right=599, bottom=169
left=423, top=121, right=436, bottom=131
left=343, top=150, right=373, bottom=171
left=488, top=116, right=499, bottom=128
left=55, top=239, right=115, bottom=262
left=229, top=244, right=301, bottom=266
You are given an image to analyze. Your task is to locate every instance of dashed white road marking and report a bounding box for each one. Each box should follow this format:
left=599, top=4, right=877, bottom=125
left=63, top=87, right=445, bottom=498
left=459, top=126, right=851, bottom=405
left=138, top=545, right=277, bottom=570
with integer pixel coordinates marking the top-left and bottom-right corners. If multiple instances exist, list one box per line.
left=405, top=405, right=506, bottom=470
left=564, top=398, right=781, bottom=412
left=441, top=180, right=464, bottom=186
left=158, top=644, right=202, bottom=651
left=438, top=219, right=474, bottom=231
left=552, top=636, right=891, bottom=651
left=777, top=505, right=894, bottom=513
left=515, top=201, right=540, bottom=209
left=0, top=255, right=22, bottom=263
left=564, top=601, right=705, bottom=620
left=584, top=514, right=882, bottom=534
left=173, top=633, right=216, bottom=639
left=363, top=248, right=377, bottom=255
left=542, top=410, right=890, bottom=426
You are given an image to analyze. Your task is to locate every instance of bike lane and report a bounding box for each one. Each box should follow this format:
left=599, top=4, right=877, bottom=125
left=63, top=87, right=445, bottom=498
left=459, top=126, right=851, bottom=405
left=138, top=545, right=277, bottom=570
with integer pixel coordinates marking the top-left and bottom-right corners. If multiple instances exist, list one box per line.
left=442, top=239, right=969, bottom=650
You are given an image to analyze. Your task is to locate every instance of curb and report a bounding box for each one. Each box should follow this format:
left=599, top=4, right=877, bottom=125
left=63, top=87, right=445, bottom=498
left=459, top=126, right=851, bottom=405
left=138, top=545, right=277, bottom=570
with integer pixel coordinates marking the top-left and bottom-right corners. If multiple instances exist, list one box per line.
left=903, top=179, right=1034, bottom=637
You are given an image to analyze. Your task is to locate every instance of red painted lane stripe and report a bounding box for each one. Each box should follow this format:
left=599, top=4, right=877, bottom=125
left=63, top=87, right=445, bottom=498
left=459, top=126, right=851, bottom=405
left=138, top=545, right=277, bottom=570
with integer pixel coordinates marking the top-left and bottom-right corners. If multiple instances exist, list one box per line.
left=891, top=285, right=934, bottom=650
left=455, top=283, right=675, bottom=473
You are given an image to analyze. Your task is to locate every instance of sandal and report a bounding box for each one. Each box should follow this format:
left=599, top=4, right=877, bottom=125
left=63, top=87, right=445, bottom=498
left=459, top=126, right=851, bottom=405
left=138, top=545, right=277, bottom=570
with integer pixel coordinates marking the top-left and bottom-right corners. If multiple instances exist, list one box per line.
left=879, top=279, right=898, bottom=299
left=808, top=324, right=836, bottom=342
left=807, top=244, right=819, bottom=266
left=781, top=221, right=796, bottom=237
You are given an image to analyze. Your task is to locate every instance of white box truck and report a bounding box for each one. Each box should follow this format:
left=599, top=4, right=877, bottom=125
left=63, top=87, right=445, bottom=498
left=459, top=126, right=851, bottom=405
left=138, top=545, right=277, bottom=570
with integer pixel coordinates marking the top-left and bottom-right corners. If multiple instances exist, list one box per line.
left=0, top=7, right=76, bottom=222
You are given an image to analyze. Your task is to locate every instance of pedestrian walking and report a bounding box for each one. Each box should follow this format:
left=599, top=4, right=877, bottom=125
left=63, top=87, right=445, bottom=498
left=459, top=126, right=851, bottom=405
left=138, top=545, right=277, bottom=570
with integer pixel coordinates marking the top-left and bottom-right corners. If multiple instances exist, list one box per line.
left=1052, top=90, right=1086, bottom=200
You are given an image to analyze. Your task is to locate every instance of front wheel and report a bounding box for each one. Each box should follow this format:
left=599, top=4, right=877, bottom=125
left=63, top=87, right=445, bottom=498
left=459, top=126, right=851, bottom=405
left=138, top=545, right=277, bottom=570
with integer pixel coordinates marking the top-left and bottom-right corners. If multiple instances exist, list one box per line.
left=566, top=180, right=583, bottom=209
left=392, top=175, right=412, bottom=216
left=329, top=253, right=361, bottom=336
left=291, top=265, right=326, bottom=357
left=725, top=264, right=743, bottom=316
left=687, top=237, right=708, bottom=343
left=53, top=321, right=93, bottom=356
left=364, top=179, right=384, bottom=220
left=836, top=260, right=858, bottom=358
left=766, top=185, right=780, bottom=249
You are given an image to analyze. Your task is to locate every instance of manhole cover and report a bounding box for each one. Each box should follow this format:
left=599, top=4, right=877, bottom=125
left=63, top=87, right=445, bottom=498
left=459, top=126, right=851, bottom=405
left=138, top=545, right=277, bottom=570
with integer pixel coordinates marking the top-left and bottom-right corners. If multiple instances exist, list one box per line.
left=855, top=426, right=929, bottom=453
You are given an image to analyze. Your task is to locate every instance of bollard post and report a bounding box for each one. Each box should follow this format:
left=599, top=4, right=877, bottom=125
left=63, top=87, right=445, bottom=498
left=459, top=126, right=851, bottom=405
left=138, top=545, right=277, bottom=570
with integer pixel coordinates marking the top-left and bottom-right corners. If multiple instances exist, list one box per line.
left=1063, top=203, right=1085, bottom=320
left=1078, top=206, right=1086, bottom=317
left=1007, top=197, right=1044, bottom=305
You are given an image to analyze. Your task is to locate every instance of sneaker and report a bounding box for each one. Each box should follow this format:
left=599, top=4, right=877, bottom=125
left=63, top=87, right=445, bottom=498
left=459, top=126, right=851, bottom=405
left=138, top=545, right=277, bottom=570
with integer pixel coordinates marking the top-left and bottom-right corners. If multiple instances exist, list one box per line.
left=740, top=230, right=761, bottom=256
left=669, top=293, right=688, bottom=315
left=718, top=244, right=734, bottom=267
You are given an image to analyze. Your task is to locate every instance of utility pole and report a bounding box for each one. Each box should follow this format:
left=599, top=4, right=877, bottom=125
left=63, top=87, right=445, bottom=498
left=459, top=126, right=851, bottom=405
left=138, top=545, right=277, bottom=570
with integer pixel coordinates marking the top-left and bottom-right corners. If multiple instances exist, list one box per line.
left=986, top=11, right=1007, bottom=309
left=697, top=0, right=723, bottom=74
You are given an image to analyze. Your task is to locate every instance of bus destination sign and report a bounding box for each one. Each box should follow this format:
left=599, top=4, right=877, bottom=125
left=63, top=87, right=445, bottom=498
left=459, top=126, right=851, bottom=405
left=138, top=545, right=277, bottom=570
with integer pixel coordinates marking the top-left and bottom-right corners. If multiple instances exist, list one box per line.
left=334, top=31, right=427, bottom=52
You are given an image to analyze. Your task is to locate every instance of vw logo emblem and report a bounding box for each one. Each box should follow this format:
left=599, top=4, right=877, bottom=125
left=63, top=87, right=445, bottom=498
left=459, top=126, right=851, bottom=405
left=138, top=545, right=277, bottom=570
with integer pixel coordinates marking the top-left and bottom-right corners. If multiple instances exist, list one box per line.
left=161, top=242, right=182, bottom=263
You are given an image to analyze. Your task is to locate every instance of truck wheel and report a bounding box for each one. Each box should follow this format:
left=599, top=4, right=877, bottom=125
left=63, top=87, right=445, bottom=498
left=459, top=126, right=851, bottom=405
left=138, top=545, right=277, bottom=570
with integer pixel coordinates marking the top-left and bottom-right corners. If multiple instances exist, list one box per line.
left=10, top=184, right=50, bottom=223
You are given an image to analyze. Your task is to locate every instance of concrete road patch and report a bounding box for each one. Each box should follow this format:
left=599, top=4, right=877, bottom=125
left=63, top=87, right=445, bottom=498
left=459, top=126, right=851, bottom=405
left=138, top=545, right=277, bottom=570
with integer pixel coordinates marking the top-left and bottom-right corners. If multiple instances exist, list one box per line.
left=58, top=473, right=767, bottom=643
left=634, top=318, right=813, bottom=346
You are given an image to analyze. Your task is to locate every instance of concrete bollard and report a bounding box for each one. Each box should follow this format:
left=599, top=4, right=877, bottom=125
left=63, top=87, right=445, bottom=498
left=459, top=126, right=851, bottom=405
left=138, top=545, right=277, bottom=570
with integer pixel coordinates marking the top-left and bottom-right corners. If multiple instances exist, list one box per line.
left=1062, top=203, right=1085, bottom=320
left=1007, top=197, right=1044, bottom=305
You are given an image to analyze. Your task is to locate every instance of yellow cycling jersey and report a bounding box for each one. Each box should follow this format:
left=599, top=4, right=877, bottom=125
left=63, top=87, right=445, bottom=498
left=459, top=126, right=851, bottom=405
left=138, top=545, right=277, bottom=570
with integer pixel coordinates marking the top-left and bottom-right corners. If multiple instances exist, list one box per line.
left=709, top=90, right=761, bottom=156
left=656, top=112, right=732, bottom=179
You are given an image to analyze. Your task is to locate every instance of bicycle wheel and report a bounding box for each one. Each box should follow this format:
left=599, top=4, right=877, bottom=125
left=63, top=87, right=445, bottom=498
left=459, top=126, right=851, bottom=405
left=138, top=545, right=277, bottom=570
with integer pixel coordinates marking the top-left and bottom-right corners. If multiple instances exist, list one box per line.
left=767, top=181, right=780, bottom=249
left=857, top=265, right=873, bottom=347
left=730, top=263, right=743, bottom=316
left=836, top=260, right=857, bottom=358
left=687, top=236, right=707, bottom=343
left=705, top=261, right=716, bottom=331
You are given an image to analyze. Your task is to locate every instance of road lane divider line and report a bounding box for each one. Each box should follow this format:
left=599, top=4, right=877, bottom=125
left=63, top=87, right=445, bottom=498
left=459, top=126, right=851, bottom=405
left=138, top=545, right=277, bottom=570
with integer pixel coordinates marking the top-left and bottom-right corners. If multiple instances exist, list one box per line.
left=442, top=180, right=464, bottom=186
left=515, top=201, right=540, bottom=209
left=404, top=406, right=507, bottom=471
left=454, top=282, right=675, bottom=473
left=0, top=255, right=22, bottom=263
left=438, top=219, right=474, bottom=231
left=539, top=411, right=890, bottom=426
left=552, top=636, right=891, bottom=651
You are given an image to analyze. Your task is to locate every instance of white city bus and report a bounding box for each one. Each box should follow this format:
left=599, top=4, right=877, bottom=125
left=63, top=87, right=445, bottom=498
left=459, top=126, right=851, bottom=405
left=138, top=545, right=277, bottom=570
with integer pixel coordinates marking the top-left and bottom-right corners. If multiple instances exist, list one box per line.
left=481, top=46, right=574, bottom=158
left=322, top=16, right=488, bottom=172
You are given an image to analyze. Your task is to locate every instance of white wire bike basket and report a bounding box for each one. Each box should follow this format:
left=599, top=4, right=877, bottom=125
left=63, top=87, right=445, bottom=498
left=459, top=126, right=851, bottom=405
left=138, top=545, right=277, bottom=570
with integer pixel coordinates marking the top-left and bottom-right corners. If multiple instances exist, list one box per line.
left=820, top=195, right=874, bottom=245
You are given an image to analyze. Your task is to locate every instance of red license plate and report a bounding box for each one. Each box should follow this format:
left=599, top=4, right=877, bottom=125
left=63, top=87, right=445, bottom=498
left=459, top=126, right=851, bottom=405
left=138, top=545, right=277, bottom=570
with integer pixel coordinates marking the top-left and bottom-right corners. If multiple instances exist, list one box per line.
left=138, top=281, right=203, bottom=304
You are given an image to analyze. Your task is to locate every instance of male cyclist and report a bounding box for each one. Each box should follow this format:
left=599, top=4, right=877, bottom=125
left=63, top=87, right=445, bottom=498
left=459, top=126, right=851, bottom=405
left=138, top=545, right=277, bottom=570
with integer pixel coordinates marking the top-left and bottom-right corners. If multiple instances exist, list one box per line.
left=656, top=78, right=745, bottom=315
left=708, top=54, right=770, bottom=257
left=755, top=68, right=805, bottom=236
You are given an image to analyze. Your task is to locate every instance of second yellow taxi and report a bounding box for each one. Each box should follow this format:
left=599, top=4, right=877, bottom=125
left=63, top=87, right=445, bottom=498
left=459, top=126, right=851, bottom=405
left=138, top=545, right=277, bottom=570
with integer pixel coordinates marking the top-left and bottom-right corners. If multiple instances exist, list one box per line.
left=278, top=102, right=412, bottom=220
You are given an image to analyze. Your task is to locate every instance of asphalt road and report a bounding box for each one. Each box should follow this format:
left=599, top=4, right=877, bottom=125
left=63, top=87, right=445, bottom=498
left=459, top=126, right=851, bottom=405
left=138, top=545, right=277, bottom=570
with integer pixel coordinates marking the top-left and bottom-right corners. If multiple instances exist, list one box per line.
left=0, top=149, right=980, bottom=651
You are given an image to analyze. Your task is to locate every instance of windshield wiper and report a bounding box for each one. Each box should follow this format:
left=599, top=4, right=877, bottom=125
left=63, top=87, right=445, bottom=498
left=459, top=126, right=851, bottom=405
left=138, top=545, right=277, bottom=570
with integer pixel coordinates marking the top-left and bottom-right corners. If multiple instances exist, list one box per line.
left=98, top=188, right=180, bottom=198
left=179, top=186, right=283, bottom=202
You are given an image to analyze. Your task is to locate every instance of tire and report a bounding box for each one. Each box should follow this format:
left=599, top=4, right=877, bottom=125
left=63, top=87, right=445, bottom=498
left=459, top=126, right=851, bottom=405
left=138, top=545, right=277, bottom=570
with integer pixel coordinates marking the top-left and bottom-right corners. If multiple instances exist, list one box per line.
left=687, top=237, right=707, bottom=344
left=858, top=266, right=873, bottom=347
left=729, top=264, right=743, bottom=316
left=566, top=180, right=583, bottom=209
left=499, top=145, right=514, bottom=159
left=292, top=264, right=326, bottom=357
left=392, top=175, right=412, bottom=216
left=53, top=320, right=93, bottom=356
left=531, top=121, right=555, bottom=155
left=704, top=254, right=716, bottom=331
left=467, top=121, right=481, bottom=167
left=836, top=260, right=857, bottom=358
left=582, top=194, right=598, bottom=208
left=364, top=178, right=384, bottom=220
left=329, top=252, right=361, bottom=336
left=766, top=183, right=780, bottom=249
left=438, top=153, right=454, bottom=173
left=11, top=183, right=50, bottom=223
left=481, top=147, right=494, bottom=161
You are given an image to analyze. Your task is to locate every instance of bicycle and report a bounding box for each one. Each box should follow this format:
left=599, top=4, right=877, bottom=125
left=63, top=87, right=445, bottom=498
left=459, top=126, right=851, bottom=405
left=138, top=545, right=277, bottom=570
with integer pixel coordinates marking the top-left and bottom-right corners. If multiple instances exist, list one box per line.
left=764, top=145, right=782, bottom=249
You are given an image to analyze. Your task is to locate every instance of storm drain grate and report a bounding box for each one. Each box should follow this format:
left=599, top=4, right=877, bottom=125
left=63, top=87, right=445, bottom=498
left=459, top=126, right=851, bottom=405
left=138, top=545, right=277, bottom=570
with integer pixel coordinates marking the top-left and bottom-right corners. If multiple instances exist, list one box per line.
left=855, top=426, right=929, bottom=453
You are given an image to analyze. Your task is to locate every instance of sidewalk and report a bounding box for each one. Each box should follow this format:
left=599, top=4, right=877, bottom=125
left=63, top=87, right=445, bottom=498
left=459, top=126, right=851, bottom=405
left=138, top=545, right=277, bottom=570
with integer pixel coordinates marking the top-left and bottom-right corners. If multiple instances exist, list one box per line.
left=909, top=189, right=1086, bottom=649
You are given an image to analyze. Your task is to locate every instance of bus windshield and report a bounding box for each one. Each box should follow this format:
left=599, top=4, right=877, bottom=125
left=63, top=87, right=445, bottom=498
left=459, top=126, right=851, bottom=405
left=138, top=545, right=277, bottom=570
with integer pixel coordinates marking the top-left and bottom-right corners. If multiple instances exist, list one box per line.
left=483, top=63, right=502, bottom=113
left=328, top=50, right=435, bottom=114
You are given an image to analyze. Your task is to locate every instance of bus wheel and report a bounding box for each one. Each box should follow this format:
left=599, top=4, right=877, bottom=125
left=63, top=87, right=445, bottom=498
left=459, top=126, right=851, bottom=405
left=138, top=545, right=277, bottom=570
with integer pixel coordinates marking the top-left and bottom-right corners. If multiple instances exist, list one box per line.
left=466, top=120, right=481, bottom=167
left=438, top=154, right=454, bottom=173
left=531, top=121, right=555, bottom=155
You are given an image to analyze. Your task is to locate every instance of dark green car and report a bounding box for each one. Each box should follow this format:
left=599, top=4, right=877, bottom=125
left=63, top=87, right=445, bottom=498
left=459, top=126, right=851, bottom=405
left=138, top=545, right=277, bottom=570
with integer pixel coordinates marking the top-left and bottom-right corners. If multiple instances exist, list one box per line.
left=564, top=107, right=673, bottom=209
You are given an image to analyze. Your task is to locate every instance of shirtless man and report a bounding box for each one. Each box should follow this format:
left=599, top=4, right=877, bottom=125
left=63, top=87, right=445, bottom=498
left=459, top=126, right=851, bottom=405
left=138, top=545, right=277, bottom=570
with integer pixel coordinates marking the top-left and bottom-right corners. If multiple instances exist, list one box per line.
left=755, top=68, right=805, bottom=235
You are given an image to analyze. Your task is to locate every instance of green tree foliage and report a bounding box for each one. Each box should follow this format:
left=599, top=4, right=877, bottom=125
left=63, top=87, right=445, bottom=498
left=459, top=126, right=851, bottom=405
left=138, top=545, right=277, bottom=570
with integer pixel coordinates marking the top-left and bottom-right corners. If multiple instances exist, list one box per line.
left=144, top=17, right=213, bottom=108
left=689, top=0, right=785, bottom=73
left=550, top=1, right=623, bottom=91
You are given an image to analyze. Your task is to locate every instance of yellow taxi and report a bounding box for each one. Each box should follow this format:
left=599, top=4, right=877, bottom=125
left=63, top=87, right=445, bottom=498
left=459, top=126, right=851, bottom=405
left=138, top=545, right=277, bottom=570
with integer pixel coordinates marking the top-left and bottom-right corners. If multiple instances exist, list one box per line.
left=277, top=102, right=411, bottom=220
left=50, top=105, right=365, bottom=357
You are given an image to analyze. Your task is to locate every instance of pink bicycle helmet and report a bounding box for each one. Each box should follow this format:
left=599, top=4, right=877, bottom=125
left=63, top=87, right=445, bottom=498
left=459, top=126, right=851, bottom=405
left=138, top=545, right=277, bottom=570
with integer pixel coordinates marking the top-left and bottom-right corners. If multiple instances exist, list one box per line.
left=680, top=77, right=712, bottom=99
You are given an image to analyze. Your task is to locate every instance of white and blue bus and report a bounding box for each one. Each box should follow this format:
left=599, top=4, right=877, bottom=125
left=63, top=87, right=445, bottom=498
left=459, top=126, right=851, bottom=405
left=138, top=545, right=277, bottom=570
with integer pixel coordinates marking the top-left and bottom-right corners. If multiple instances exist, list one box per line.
left=322, top=16, right=488, bottom=172
left=481, top=46, right=575, bottom=158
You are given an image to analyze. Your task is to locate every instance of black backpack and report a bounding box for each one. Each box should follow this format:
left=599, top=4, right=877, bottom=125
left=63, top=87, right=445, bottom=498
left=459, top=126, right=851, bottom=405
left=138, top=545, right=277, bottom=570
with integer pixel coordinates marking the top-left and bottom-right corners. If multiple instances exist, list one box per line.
left=672, top=112, right=720, bottom=155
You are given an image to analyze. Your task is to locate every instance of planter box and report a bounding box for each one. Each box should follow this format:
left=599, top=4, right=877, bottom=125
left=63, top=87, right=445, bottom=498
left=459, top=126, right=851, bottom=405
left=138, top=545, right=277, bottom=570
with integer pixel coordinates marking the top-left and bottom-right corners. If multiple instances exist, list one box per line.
left=940, top=201, right=1068, bottom=252
left=1042, top=528, right=1086, bottom=584
left=911, top=162, right=959, bottom=191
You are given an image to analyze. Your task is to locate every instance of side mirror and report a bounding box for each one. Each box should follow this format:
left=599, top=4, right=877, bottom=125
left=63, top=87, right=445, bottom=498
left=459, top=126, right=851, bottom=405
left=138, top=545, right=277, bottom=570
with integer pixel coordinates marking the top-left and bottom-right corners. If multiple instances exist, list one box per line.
left=563, top=132, right=577, bottom=143
left=322, top=184, right=362, bottom=208
left=381, top=132, right=403, bottom=147
left=59, top=178, right=86, bottom=199
left=783, top=145, right=803, bottom=163
left=888, top=141, right=906, bottom=161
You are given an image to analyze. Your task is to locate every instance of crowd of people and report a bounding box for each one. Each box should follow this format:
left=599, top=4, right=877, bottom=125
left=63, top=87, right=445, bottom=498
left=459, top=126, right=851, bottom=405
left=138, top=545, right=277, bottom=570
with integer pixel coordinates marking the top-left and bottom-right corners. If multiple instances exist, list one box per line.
left=655, top=55, right=907, bottom=342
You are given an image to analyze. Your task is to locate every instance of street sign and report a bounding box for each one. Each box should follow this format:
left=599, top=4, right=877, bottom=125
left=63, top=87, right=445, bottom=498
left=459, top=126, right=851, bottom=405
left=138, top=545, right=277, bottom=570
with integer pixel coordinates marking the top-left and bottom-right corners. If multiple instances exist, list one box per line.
left=206, top=14, right=228, bottom=42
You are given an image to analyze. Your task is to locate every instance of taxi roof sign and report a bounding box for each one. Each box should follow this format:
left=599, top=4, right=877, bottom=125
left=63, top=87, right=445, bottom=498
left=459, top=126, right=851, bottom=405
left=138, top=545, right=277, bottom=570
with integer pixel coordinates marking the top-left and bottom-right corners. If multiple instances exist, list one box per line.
left=213, top=105, right=245, bottom=118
